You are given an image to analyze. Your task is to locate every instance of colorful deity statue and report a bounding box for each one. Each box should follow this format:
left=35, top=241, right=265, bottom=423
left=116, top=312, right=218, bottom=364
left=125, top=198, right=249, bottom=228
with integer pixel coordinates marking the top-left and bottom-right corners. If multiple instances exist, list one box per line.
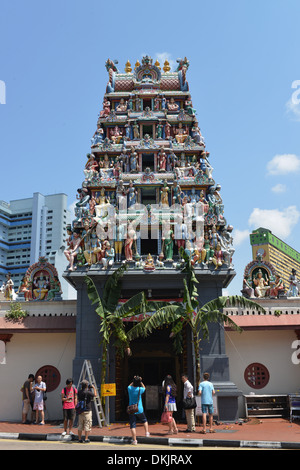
left=116, top=98, right=127, bottom=112
left=185, top=96, right=196, bottom=116
left=174, top=122, right=188, bottom=143
left=167, top=97, right=179, bottom=112
left=19, top=275, right=32, bottom=301
left=172, top=180, right=182, bottom=205
left=158, top=147, right=167, bottom=171
left=99, top=97, right=111, bottom=117
left=110, top=126, right=123, bottom=144
left=287, top=269, right=299, bottom=297
left=144, top=253, right=156, bottom=272
left=133, top=121, right=140, bottom=139
left=127, top=180, right=137, bottom=207
left=162, top=226, right=174, bottom=261
left=125, top=223, right=136, bottom=261
left=18, top=257, right=63, bottom=302
left=91, top=124, right=104, bottom=147
left=253, top=269, right=270, bottom=298
left=269, top=274, right=285, bottom=298
left=160, top=181, right=170, bottom=206
left=114, top=223, right=126, bottom=262
left=84, top=153, right=99, bottom=181
left=156, top=122, right=163, bottom=139
left=47, top=276, right=62, bottom=301
left=129, top=147, right=139, bottom=172
left=65, top=230, right=83, bottom=271
left=4, top=273, right=15, bottom=300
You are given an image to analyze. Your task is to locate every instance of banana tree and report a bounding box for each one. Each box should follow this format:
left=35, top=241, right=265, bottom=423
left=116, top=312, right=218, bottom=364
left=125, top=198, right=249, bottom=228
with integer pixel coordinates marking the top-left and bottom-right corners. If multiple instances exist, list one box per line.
left=85, top=264, right=147, bottom=391
left=128, top=248, right=265, bottom=388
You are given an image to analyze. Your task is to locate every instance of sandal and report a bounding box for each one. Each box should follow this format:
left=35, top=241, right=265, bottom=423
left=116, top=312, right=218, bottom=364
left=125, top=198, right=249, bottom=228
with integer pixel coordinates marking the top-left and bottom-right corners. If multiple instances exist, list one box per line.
left=209, top=429, right=216, bottom=433
left=200, top=430, right=206, bottom=434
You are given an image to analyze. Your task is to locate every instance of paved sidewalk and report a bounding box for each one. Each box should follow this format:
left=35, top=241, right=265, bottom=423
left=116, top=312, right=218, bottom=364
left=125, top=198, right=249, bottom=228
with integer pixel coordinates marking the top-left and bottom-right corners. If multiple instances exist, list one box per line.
left=1, top=418, right=300, bottom=449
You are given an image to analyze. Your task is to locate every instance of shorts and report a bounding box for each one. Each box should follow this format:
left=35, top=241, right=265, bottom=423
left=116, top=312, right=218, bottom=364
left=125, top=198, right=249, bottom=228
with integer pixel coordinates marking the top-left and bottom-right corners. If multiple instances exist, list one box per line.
left=22, top=399, right=31, bottom=414
left=129, top=412, right=147, bottom=429
left=33, top=401, right=44, bottom=411
left=78, top=411, right=92, bottom=432
left=63, top=408, right=76, bottom=421
left=201, top=404, right=214, bottom=414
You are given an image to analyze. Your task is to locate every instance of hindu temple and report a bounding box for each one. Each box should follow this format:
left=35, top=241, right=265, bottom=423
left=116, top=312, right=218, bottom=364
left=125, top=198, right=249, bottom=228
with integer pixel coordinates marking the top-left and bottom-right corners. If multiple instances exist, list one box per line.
left=63, top=56, right=239, bottom=421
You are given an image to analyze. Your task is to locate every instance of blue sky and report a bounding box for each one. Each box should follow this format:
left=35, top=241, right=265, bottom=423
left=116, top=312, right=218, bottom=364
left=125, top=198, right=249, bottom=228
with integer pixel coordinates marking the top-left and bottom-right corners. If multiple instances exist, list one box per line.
left=1, top=0, right=300, bottom=295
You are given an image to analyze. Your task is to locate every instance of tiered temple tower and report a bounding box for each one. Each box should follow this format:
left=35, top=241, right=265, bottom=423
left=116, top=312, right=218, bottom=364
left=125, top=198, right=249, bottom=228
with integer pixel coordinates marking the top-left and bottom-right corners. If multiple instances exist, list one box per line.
left=64, top=56, right=240, bottom=421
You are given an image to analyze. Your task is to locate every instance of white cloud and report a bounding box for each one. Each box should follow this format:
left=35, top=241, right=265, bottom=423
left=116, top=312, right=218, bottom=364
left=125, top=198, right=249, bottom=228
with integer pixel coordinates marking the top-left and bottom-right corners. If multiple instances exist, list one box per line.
left=232, top=229, right=250, bottom=246
left=248, top=206, right=300, bottom=239
left=154, top=52, right=176, bottom=72
left=286, top=97, right=300, bottom=121
left=286, top=81, right=300, bottom=121
left=267, top=154, right=300, bottom=175
left=271, top=183, right=286, bottom=193
left=68, top=200, right=77, bottom=221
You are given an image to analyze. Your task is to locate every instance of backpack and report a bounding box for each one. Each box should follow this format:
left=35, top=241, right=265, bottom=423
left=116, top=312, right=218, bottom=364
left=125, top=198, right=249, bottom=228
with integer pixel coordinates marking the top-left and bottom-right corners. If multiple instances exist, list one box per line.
left=76, top=397, right=87, bottom=415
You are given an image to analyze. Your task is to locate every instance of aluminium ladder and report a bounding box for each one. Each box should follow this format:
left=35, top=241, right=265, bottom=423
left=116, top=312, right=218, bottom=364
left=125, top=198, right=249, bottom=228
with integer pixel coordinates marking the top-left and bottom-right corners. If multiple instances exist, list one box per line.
left=77, top=359, right=106, bottom=427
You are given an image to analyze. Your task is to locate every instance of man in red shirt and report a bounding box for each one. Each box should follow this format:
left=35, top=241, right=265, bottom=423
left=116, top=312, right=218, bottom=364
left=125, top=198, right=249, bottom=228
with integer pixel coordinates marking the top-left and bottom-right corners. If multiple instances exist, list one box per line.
left=61, top=378, right=78, bottom=437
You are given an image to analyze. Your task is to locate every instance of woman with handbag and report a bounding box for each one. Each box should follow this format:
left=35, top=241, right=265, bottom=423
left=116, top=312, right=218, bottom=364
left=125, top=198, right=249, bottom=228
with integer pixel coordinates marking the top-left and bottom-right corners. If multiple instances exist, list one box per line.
left=127, top=376, right=150, bottom=445
left=162, top=375, right=178, bottom=434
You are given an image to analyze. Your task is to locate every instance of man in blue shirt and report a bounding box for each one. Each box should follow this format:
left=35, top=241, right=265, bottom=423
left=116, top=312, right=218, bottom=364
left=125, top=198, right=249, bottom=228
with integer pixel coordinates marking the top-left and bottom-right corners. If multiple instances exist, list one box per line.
left=198, top=372, right=215, bottom=433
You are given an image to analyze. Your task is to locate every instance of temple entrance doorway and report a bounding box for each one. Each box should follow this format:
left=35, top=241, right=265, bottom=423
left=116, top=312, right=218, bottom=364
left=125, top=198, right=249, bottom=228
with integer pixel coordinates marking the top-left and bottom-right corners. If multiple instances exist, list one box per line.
left=117, top=326, right=183, bottom=421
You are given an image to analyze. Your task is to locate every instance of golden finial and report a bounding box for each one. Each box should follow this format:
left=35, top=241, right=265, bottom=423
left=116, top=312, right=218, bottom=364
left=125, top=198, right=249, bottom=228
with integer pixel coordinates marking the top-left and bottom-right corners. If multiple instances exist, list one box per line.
left=135, top=60, right=141, bottom=69
left=125, top=60, right=132, bottom=73
left=155, top=59, right=161, bottom=69
left=163, top=60, right=171, bottom=72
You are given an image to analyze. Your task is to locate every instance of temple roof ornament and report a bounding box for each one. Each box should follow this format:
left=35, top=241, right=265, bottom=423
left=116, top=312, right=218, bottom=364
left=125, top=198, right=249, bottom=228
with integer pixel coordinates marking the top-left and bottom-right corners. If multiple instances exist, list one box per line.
left=125, top=60, right=132, bottom=73
left=163, top=60, right=171, bottom=73
left=65, top=56, right=235, bottom=274
left=17, top=257, right=62, bottom=302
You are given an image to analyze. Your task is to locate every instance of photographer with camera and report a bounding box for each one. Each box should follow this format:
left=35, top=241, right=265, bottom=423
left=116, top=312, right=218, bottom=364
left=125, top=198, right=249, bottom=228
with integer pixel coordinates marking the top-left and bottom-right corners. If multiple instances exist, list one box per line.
left=127, top=375, right=150, bottom=445
left=77, top=380, right=95, bottom=443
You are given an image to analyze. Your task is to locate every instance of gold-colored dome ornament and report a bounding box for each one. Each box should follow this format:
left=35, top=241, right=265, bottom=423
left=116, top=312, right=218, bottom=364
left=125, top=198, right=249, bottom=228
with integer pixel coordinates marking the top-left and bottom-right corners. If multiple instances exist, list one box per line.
left=154, top=59, right=161, bottom=69
left=134, top=60, right=141, bottom=69
left=163, top=60, right=171, bottom=72
left=125, top=60, right=132, bottom=73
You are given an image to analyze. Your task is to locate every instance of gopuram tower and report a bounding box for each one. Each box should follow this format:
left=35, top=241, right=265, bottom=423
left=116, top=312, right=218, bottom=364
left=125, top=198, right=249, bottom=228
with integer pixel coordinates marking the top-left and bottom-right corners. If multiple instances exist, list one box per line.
left=64, top=56, right=240, bottom=422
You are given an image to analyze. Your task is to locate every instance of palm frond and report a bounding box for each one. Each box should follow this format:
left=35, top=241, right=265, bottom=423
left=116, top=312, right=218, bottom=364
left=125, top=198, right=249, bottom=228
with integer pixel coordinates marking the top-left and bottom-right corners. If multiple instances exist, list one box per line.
left=102, top=264, right=127, bottom=312
left=201, top=295, right=265, bottom=315
left=85, top=276, right=105, bottom=318
left=127, top=304, right=183, bottom=341
left=114, top=291, right=147, bottom=318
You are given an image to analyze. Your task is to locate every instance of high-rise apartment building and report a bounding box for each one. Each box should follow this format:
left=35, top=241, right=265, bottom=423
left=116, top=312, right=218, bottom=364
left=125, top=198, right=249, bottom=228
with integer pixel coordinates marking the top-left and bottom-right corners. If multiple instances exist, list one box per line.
left=250, top=227, right=300, bottom=288
left=0, top=193, right=70, bottom=290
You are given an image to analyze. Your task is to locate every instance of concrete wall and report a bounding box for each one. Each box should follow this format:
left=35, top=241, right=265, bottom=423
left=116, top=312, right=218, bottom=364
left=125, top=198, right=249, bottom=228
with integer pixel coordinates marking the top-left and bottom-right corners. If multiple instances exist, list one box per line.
left=0, top=332, right=75, bottom=422
left=225, top=329, right=300, bottom=416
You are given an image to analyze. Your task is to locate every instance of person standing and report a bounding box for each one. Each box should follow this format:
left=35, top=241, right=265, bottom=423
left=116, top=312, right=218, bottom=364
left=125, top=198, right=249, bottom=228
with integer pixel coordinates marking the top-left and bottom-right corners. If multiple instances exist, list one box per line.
left=33, top=375, right=46, bottom=425
left=127, top=376, right=150, bottom=445
left=21, top=374, right=34, bottom=424
left=198, top=372, right=215, bottom=433
left=181, top=373, right=195, bottom=433
left=77, top=380, right=95, bottom=443
left=163, top=375, right=178, bottom=434
left=61, top=378, right=78, bottom=437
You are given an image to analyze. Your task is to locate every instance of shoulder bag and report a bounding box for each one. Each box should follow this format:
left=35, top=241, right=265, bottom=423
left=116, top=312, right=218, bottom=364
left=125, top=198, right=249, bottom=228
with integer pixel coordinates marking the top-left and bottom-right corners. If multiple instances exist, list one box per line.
left=127, top=387, right=141, bottom=415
